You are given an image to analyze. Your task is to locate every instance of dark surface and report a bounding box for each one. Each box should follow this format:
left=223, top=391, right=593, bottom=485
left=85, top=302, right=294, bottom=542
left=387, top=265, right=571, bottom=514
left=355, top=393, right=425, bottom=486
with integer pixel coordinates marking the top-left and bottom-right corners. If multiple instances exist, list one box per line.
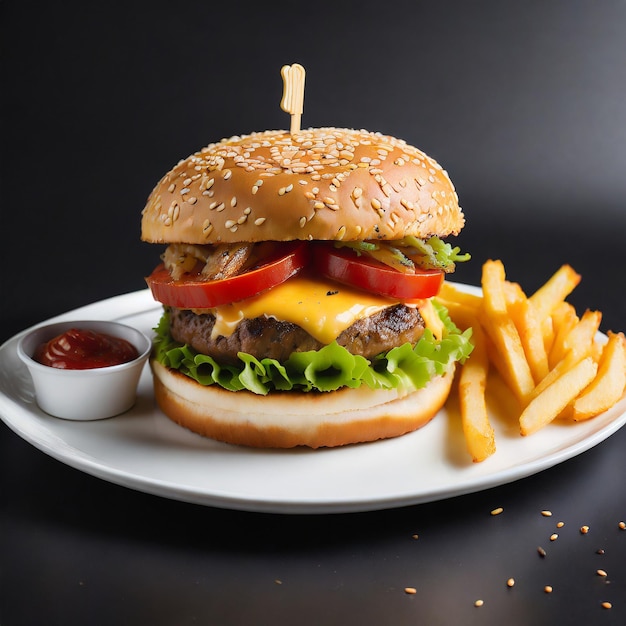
left=1, top=2, right=625, bottom=625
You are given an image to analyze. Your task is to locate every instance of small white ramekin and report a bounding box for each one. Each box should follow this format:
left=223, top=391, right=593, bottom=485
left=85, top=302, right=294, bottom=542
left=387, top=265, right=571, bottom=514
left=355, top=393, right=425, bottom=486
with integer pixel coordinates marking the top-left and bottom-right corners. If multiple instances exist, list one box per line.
left=17, top=320, right=152, bottom=420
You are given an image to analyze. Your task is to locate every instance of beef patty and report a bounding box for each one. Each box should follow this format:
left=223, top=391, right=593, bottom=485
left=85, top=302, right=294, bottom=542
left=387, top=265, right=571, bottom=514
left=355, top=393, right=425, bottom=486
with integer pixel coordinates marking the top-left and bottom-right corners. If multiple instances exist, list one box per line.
left=169, top=305, right=425, bottom=364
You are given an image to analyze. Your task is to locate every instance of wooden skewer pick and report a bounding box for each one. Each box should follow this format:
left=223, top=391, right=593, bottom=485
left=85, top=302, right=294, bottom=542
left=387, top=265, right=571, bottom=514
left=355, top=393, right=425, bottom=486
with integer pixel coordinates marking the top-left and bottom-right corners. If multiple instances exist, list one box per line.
left=280, top=63, right=306, bottom=135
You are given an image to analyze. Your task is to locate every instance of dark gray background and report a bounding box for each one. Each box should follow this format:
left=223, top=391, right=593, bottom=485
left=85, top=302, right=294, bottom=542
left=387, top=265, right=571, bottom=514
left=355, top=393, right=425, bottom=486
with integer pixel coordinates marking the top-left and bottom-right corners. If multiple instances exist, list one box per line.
left=2, top=3, right=626, bottom=626
left=2, top=0, right=626, bottom=339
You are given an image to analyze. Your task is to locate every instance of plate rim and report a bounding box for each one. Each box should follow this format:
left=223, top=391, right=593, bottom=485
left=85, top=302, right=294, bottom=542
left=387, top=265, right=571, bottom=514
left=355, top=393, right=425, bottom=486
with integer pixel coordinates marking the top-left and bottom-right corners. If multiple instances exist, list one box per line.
left=1, top=286, right=625, bottom=515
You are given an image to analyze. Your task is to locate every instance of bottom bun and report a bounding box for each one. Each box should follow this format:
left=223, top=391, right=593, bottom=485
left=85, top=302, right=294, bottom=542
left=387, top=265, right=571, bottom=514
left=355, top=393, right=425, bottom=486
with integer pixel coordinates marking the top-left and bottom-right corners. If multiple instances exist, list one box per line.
left=150, top=359, right=455, bottom=448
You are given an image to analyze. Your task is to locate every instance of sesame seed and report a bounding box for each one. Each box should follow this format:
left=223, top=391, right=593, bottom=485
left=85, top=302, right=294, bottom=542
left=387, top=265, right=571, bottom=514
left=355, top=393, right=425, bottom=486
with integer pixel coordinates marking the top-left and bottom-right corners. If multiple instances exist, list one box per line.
left=314, top=202, right=325, bottom=210
left=601, top=602, right=612, bottom=609
left=352, top=187, right=363, bottom=199
left=180, top=187, right=190, bottom=195
left=550, top=533, right=558, bottom=542
left=596, top=569, right=608, bottom=577
left=254, top=217, right=266, bottom=226
left=299, top=217, right=307, bottom=228
left=580, top=525, right=590, bottom=534
left=224, top=220, right=236, bottom=229
left=222, top=169, right=232, bottom=180
left=167, top=183, right=176, bottom=192
left=371, top=198, right=382, bottom=210
left=597, top=549, right=605, bottom=555
left=541, top=510, right=553, bottom=517
left=404, top=587, right=417, bottom=595
left=187, top=196, right=197, bottom=205
left=474, top=599, right=484, bottom=607
left=619, top=521, right=625, bottom=530
left=202, top=220, right=213, bottom=237
left=381, top=183, right=393, bottom=197
left=411, top=534, right=419, bottom=540
left=544, top=585, right=553, bottom=594
left=183, top=177, right=192, bottom=186
left=507, top=578, right=515, bottom=588
left=336, top=225, right=346, bottom=239
left=490, top=507, right=503, bottom=516
left=556, top=521, right=564, bottom=528
left=537, top=547, right=547, bottom=558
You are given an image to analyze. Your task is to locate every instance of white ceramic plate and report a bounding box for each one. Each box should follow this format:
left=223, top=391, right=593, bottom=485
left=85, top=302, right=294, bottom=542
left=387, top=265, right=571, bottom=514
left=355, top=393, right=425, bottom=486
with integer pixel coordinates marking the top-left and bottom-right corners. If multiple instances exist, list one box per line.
left=1, top=287, right=625, bottom=514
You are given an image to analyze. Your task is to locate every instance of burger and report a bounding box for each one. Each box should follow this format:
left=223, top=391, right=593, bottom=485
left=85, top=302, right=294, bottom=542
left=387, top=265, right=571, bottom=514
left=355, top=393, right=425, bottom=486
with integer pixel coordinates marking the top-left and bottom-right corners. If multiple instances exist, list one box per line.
left=141, top=127, right=472, bottom=448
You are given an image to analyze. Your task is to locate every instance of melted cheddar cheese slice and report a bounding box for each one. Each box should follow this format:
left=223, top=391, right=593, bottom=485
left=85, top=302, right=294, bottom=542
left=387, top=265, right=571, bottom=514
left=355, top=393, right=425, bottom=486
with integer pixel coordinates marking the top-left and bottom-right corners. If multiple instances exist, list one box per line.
left=206, top=276, right=443, bottom=345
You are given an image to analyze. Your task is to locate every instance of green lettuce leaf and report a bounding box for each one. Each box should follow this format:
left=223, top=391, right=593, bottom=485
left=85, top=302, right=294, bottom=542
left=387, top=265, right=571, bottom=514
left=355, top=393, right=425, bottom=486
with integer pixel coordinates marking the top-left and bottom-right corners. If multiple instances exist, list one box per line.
left=151, top=302, right=473, bottom=395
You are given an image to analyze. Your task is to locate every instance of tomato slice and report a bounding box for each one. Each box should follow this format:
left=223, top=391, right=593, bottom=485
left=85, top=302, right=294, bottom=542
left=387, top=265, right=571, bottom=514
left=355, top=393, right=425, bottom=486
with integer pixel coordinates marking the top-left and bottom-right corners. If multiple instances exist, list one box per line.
left=146, top=242, right=308, bottom=308
left=315, top=246, right=444, bottom=300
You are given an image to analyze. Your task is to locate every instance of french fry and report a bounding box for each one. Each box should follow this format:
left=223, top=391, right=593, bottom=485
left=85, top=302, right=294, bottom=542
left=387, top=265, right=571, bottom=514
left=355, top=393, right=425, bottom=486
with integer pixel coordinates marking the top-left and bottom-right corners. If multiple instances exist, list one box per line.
left=436, top=300, right=478, bottom=334
left=571, top=332, right=626, bottom=421
left=441, top=259, right=624, bottom=459
left=562, top=310, right=602, bottom=355
left=541, top=315, right=556, bottom=359
left=483, top=331, right=518, bottom=395
left=502, top=282, right=550, bottom=385
left=548, top=302, right=579, bottom=368
left=532, top=310, right=602, bottom=399
left=519, top=357, right=598, bottom=436
left=529, top=265, right=581, bottom=355
left=517, top=298, right=550, bottom=384
left=480, top=260, right=535, bottom=403
left=503, top=280, right=526, bottom=308
left=531, top=351, right=589, bottom=402
left=458, top=324, right=495, bottom=462
left=438, top=282, right=483, bottom=312
left=529, top=264, right=581, bottom=318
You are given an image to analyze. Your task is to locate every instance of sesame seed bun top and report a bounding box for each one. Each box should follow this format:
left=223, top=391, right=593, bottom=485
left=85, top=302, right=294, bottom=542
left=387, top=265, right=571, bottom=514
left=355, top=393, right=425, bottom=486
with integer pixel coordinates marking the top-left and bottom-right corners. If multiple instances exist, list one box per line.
left=141, top=127, right=464, bottom=244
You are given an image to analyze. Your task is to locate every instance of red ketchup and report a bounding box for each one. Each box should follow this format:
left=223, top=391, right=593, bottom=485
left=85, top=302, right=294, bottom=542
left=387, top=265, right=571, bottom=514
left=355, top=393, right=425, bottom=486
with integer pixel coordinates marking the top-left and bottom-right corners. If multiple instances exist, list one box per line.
left=35, top=328, right=139, bottom=370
